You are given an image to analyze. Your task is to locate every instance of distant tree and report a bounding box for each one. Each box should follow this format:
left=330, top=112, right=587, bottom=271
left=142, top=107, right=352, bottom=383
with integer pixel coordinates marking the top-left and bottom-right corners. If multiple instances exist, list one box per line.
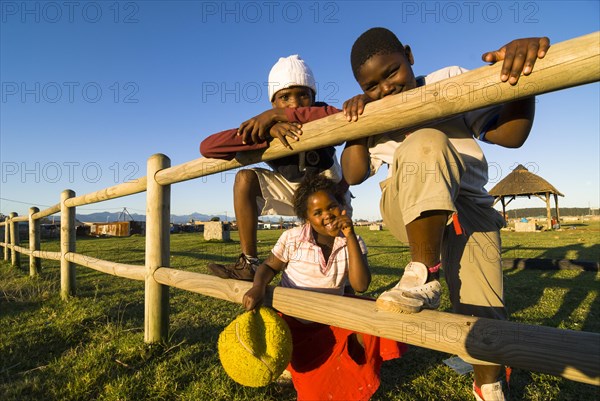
left=210, top=217, right=220, bottom=222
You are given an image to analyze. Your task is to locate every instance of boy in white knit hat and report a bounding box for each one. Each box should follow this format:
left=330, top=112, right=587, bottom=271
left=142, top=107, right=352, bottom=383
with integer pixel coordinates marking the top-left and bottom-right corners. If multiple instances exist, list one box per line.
left=201, top=55, right=349, bottom=280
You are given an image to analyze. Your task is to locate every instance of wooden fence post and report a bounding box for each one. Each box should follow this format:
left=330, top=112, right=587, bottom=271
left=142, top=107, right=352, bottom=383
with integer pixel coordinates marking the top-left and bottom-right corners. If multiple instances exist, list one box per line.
left=60, top=190, right=76, bottom=299
left=9, top=212, right=20, bottom=267
left=3, top=216, right=9, bottom=261
left=145, top=154, right=171, bottom=343
left=29, top=207, right=41, bottom=276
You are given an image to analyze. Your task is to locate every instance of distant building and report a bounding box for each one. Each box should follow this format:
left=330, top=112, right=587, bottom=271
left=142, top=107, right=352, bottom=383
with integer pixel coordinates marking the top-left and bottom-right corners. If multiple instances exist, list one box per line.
left=369, top=223, right=383, bottom=231
left=88, top=221, right=145, bottom=237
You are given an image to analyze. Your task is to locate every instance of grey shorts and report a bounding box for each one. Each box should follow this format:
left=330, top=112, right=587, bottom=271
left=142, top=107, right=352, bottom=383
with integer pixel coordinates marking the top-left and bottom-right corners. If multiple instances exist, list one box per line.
left=251, top=167, right=353, bottom=217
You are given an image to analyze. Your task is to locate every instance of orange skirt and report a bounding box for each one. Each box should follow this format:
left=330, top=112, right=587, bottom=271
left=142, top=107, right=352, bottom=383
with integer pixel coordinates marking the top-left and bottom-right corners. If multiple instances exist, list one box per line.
left=280, top=312, right=407, bottom=401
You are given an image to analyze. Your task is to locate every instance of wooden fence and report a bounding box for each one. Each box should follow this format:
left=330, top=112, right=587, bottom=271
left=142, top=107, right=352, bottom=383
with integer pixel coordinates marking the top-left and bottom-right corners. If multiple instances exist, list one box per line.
left=1, top=32, right=599, bottom=386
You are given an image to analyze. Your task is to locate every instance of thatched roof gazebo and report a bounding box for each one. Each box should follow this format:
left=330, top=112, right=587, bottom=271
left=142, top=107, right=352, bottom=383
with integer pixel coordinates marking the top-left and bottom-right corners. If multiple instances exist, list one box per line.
left=489, top=164, right=564, bottom=230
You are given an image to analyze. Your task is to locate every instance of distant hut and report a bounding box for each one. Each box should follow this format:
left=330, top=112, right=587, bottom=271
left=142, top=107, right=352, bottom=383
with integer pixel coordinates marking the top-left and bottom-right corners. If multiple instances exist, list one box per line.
left=489, top=164, right=564, bottom=230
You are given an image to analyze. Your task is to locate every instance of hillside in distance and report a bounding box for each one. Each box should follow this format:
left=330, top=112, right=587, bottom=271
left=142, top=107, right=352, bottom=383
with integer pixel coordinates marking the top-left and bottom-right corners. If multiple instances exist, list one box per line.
left=31, top=207, right=594, bottom=225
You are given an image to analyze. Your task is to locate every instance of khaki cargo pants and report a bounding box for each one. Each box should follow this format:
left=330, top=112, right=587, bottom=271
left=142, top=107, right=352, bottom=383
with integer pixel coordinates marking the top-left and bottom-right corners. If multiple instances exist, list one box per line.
left=379, top=129, right=507, bottom=321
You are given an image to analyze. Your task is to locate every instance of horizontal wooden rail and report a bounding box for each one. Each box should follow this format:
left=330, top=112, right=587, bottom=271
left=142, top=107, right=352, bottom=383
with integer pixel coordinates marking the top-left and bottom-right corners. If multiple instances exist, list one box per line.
left=0, top=204, right=61, bottom=222
left=65, top=252, right=145, bottom=281
left=13, top=245, right=31, bottom=256
left=1, top=244, right=145, bottom=275
left=154, top=267, right=248, bottom=303
left=32, top=204, right=61, bottom=220
left=153, top=267, right=599, bottom=386
left=155, top=31, right=600, bottom=186
left=64, top=178, right=148, bottom=208
left=32, top=250, right=61, bottom=261
left=156, top=158, right=242, bottom=187
left=0, top=203, right=60, bottom=222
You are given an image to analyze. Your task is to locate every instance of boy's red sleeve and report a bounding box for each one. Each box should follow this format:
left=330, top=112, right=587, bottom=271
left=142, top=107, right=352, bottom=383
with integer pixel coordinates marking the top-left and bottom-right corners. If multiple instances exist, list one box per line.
left=200, top=104, right=340, bottom=160
left=199, top=128, right=268, bottom=160
left=284, top=105, right=341, bottom=124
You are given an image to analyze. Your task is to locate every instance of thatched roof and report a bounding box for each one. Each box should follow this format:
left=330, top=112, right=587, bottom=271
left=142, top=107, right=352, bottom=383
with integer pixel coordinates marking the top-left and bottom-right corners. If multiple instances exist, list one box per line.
left=489, top=164, right=564, bottom=197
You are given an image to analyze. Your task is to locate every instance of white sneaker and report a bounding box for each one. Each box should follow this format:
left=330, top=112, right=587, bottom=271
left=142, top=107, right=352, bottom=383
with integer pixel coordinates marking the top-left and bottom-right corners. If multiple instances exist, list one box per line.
left=398, top=261, right=428, bottom=289
left=376, top=262, right=441, bottom=313
left=377, top=281, right=425, bottom=313
left=402, top=279, right=442, bottom=310
left=473, top=381, right=505, bottom=401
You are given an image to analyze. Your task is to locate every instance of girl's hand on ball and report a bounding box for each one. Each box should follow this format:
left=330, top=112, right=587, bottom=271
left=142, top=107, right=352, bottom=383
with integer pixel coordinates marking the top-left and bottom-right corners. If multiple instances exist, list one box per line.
left=243, top=286, right=266, bottom=311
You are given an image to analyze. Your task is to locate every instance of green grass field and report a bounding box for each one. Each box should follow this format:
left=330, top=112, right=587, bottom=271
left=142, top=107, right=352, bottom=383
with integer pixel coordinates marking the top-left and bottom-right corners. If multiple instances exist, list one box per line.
left=1, top=223, right=598, bottom=400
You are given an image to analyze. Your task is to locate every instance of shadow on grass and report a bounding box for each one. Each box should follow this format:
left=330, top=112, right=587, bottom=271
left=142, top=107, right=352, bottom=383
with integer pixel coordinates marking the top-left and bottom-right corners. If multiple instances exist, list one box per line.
left=506, top=268, right=600, bottom=332
left=503, top=241, right=600, bottom=263
left=0, top=303, right=96, bottom=378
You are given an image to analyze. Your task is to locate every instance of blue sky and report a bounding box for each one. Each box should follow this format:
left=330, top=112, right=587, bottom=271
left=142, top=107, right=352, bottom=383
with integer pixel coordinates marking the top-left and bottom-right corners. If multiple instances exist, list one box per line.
left=1, top=1, right=599, bottom=220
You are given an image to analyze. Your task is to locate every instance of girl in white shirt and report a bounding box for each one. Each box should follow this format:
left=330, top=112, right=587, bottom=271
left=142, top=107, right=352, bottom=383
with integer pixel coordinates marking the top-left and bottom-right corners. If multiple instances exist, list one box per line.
left=242, top=175, right=405, bottom=401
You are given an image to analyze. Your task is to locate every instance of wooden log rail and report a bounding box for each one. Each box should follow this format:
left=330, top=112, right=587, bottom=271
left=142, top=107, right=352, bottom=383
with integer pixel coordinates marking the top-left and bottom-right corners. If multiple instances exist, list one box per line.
left=65, top=252, right=145, bottom=281
left=64, top=178, right=147, bottom=208
left=154, top=268, right=599, bottom=386
left=12, top=245, right=30, bottom=255
left=32, top=250, right=61, bottom=261
left=156, top=31, right=600, bottom=185
left=0, top=32, right=598, bottom=386
left=32, top=204, right=60, bottom=220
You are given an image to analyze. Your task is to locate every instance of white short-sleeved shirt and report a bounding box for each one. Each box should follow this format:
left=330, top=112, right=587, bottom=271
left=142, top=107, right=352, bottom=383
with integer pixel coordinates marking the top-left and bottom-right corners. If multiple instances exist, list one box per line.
left=271, top=223, right=368, bottom=296
left=367, top=66, right=502, bottom=207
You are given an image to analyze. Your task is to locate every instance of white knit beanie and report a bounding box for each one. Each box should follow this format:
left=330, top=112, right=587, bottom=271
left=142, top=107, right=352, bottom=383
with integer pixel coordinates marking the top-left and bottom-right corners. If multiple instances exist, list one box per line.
left=268, top=55, right=316, bottom=102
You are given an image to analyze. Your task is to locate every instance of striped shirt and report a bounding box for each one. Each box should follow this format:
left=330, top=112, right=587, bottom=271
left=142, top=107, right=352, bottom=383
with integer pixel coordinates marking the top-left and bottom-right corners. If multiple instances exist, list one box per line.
left=272, top=223, right=368, bottom=296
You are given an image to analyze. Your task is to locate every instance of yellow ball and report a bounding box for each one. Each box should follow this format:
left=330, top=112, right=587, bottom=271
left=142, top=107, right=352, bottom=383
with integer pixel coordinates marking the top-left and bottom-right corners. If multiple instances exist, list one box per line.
left=218, top=307, right=293, bottom=387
